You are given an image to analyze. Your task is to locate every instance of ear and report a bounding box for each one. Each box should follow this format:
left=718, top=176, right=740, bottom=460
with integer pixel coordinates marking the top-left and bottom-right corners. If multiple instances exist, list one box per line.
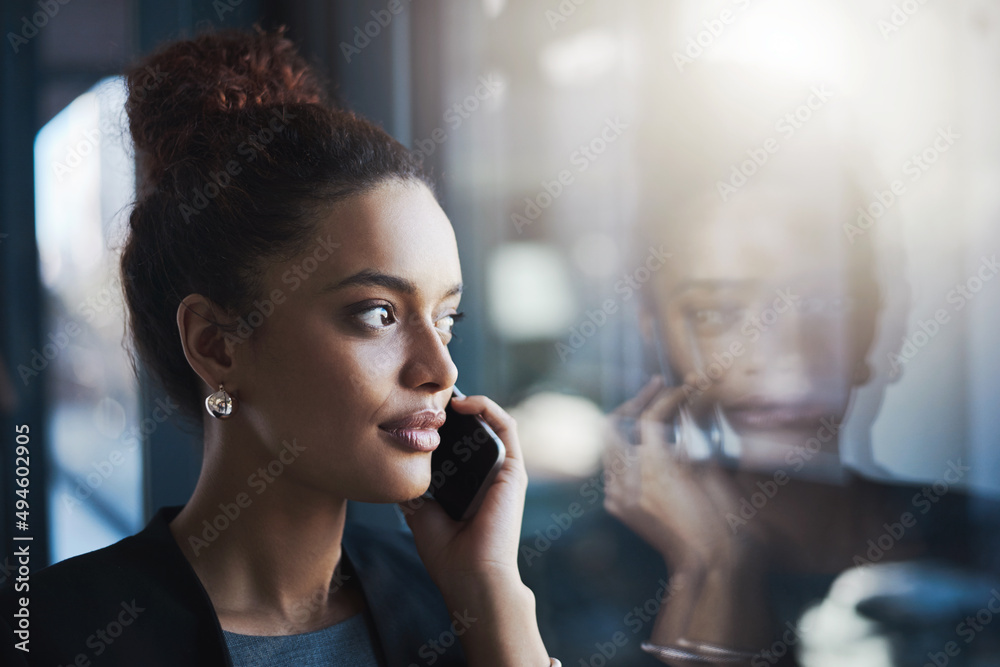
left=176, top=294, right=239, bottom=395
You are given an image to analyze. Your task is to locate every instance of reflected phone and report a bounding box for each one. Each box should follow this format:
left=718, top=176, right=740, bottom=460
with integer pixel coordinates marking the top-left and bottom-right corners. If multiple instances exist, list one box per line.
left=647, top=316, right=683, bottom=446
left=648, top=316, right=724, bottom=455
left=425, top=387, right=506, bottom=521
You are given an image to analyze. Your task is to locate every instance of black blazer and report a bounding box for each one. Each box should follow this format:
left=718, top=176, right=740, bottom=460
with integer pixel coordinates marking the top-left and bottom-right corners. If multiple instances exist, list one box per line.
left=0, top=505, right=466, bottom=666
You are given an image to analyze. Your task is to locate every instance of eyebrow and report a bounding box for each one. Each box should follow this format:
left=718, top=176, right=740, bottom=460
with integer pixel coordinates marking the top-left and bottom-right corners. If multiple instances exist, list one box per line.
left=322, top=268, right=463, bottom=299
left=669, top=279, right=751, bottom=298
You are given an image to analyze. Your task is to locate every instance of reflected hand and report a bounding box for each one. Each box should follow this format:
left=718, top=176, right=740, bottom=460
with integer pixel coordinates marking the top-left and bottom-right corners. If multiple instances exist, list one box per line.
left=602, top=374, right=772, bottom=649
left=603, top=375, right=764, bottom=571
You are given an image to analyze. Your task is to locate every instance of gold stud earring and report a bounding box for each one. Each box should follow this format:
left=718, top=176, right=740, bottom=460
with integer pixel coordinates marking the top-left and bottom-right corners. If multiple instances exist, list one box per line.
left=205, top=384, right=236, bottom=419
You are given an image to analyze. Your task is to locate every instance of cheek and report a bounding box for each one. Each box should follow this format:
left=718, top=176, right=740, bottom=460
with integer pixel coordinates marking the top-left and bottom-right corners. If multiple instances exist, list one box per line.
left=317, top=346, right=400, bottom=424
left=662, top=338, right=698, bottom=379
left=660, top=311, right=696, bottom=374
left=245, top=318, right=401, bottom=430
left=799, top=324, right=856, bottom=379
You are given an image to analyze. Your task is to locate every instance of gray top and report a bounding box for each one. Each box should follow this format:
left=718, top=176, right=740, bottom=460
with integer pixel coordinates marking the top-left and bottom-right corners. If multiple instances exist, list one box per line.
left=223, top=613, right=380, bottom=666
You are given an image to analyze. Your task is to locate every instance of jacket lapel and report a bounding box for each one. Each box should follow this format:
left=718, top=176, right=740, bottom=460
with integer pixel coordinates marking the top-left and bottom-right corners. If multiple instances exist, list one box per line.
left=341, top=522, right=466, bottom=667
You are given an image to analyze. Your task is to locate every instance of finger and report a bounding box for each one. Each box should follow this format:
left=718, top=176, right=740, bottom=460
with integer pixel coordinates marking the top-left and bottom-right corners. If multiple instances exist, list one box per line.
left=631, top=430, right=677, bottom=487
left=679, top=371, right=715, bottom=418
left=638, top=384, right=688, bottom=448
left=448, top=394, right=523, bottom=464
left=609, top=375, right=672, bottom=445
left=603, top=405, right=643, bottom=456
left=602, top=418, right=644, bottom=503
left=611, top=374, right=667, bottom=419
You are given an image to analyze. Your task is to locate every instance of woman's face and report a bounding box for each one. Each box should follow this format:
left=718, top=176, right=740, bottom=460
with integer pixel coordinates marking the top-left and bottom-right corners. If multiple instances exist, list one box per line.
left=232, top=179, right=463, bottom=503
left=647, top=191, right=876, bottom=455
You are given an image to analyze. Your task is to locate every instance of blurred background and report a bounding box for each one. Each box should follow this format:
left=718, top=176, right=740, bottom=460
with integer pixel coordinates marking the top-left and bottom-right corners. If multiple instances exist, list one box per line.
left=2, top=0, right=1000, bottom=664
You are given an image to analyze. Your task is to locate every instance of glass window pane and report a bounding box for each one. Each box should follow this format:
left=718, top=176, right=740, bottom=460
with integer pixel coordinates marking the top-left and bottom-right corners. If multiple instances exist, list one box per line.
left=33, top=77, right=141, bottom=564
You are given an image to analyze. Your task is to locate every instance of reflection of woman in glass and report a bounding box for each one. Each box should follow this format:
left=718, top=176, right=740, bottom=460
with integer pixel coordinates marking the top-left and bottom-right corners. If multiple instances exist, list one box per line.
left=637, top=181, right=881, bottom=475
left=607, top=165, right=878, bottom=650
left=604, top=119, right=973, bottom=664
left=0, top=29, right=560, bottom=666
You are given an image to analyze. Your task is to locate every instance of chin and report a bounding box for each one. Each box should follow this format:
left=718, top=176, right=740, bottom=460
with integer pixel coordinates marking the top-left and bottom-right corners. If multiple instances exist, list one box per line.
left=379, top=475, right=431, bottom=502
left=341, top=481, right=429, bottom=505
left=365, top=462, right=432, bottom=504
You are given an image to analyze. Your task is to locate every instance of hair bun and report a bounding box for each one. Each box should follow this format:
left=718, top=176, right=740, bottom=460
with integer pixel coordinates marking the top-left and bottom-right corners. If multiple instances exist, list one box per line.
left=124, top=27, right=325, bottom=188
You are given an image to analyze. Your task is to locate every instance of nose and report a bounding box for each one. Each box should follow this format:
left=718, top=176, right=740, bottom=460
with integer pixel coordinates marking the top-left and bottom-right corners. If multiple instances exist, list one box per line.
left=743, top=303, right=809, bottom=379
left=399, top=313, right=459, bottom=393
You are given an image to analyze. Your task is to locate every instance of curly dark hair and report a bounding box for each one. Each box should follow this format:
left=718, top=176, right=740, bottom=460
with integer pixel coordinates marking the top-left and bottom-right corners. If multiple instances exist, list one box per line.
left=119, top=27, right=432, bottom=422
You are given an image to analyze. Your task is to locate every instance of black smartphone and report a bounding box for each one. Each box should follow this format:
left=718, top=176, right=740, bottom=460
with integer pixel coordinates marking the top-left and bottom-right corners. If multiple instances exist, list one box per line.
left=425, top=387, right=506, bottom=521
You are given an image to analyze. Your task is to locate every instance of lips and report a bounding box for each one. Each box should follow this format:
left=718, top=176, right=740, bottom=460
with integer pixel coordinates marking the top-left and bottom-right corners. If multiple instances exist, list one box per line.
left=379, top=410, right=447, bottom=431
left=724, top=400, right=832, bottom=429
left=378, top=409, right=446, bottom=452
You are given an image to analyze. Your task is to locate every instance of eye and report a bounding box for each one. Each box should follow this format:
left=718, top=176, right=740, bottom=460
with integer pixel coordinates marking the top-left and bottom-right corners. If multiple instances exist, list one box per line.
left=356, top=304, right=397, bottom=330
left=685, top=305, right=743, bottom=332
left=695, top=309, right=722, bottom=325
left=437, top=311, right=465, bottom=340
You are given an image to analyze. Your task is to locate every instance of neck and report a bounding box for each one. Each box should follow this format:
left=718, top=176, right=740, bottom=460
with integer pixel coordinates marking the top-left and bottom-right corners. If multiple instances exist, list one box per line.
left=169, top=420, right=352, bottom=633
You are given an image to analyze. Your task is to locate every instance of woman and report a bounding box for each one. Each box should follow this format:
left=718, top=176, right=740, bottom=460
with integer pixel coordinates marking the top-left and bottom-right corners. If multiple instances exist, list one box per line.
left=0, top=28, right=559, bottom=667
left=603, top=173, right=903, bottom=661
left=602, top=68, right=977, bottom=664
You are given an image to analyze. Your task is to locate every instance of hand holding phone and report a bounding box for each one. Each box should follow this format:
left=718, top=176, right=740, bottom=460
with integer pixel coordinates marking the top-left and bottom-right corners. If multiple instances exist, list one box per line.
left=425, top=386, right=506, bottom=521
